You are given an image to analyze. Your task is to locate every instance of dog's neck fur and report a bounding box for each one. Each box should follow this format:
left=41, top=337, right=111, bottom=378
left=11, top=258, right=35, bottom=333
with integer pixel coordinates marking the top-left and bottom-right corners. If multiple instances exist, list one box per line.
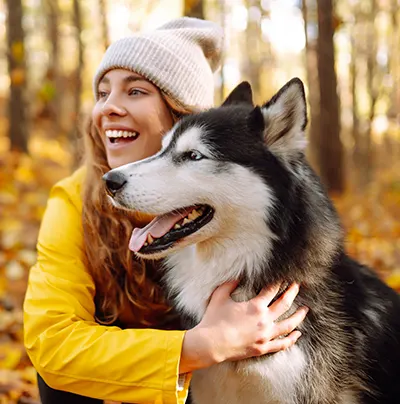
left=164, top=236, right=268, bottom=322
left=163, top=169, right=343, bottom=323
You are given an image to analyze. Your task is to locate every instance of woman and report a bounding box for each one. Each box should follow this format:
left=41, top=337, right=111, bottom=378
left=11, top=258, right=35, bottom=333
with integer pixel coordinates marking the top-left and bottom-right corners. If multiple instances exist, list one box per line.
left=24, top=17, right=308, bottom=404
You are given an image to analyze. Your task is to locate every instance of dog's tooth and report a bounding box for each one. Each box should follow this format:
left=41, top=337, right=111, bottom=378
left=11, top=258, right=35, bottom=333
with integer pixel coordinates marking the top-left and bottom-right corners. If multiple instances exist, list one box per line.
left=182, top=218, right=191, bottom=225
left=147, top=234, right=154, bottom=244
left=191, top=209, right=200, bottom=219
left=144, top=242, right=148, bottom=246
left=174, top=223, right=181, bottom=229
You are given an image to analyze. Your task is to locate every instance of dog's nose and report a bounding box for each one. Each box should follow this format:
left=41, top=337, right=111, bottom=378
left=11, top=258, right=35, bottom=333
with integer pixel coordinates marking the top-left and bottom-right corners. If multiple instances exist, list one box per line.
left=102, top=171, right=127, bottom=196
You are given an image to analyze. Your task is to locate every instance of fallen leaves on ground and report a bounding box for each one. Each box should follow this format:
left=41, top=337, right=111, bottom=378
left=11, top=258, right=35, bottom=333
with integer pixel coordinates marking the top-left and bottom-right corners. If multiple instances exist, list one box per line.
left=0, top=150, right=399, bottom=403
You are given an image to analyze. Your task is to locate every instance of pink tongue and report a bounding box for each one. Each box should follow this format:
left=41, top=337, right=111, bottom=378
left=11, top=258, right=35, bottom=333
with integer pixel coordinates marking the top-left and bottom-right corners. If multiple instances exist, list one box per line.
left=129, top=207, right=194, bottom=252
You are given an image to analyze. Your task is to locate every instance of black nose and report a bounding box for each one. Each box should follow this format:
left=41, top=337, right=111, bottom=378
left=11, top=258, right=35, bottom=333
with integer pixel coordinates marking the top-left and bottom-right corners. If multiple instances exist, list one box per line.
left=102, top=171, right=127, bottom=196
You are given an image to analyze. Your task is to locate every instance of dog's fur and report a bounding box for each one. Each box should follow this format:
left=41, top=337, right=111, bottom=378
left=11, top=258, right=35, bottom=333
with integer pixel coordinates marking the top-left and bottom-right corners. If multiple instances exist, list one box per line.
left=105, top=79, right=400, bottom=403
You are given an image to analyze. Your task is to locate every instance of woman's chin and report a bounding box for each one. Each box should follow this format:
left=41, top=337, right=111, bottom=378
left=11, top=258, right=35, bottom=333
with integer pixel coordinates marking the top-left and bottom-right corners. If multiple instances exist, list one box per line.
left=106, top=152, right=140, bottom=169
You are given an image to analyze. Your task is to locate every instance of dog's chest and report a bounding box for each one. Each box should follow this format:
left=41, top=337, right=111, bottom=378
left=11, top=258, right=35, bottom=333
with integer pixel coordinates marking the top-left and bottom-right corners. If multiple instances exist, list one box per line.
left=165, top=252, right=238, bottom=320
left=164, top=248, right=260, bottom=321
left=191, top=346, right=307, bottom=404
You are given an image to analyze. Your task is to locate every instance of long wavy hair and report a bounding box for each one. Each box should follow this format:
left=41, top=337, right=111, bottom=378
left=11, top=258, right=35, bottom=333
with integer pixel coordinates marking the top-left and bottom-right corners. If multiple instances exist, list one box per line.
left=82, top=92, right=195, bottom=328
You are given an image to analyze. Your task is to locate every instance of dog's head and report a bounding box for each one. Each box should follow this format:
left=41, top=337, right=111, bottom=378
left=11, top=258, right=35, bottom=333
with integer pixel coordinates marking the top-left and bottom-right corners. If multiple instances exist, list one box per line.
left=103, top=78, right=308, bottom=260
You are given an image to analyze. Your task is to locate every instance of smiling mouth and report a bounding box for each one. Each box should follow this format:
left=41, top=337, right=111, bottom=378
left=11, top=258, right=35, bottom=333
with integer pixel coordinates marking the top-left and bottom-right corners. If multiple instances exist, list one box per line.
left=106, top=130, right=139, bottom=144
left=129, top=205, right=214, bottom=255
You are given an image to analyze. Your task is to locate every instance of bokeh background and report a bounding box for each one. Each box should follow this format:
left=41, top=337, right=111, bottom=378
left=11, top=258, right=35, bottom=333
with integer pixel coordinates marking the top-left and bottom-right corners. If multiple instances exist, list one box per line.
left=0, top=0, right=400, bottom=402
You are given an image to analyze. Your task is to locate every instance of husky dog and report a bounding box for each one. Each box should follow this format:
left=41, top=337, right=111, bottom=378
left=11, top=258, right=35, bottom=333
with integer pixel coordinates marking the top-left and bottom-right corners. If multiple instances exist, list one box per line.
left=103, top=78, right=400, bottom=404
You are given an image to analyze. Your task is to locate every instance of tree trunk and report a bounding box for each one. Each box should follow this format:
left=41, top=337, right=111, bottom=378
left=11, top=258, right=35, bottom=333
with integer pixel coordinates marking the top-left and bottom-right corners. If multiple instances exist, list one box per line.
left=243, top=0, right=262, bottom=100
left=301, top=0, right=321, bottom=174
left=219, top=0, right=226, bottom=103
left=98, top=0, right=110, bottom=50
left=349, top=26, right=362, bottom=179
left=5, top=0, right=28, bottom=153
left=364, top=4, right=377, bottom=187
left=184, top=0, right=205, bottom=19
left=386, top=0, right=399, bottom=161
left=388, top=0, right=400, bottom=122
left=316, top=0, right=344, bottom=193
left=71, top=0, right=84, bottom=167
left=46, top=0, right=62, bottom=135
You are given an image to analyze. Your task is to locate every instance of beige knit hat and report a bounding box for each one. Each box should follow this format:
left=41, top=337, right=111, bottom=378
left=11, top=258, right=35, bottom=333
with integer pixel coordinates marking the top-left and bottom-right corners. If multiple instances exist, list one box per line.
left=93, top=17, right=224, bottom=110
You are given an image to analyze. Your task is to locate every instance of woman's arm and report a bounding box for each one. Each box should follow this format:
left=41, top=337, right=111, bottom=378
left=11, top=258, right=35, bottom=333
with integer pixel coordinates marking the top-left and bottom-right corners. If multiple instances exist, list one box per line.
left=23, top=183, right=189, bottom=404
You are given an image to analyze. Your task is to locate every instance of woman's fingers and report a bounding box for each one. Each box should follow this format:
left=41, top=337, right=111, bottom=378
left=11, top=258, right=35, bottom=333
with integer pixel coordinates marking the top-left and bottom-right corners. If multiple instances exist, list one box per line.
left=262, top=331, right=302, bottom=355
left=252, top=283, right=282, bottom=306
left=209, top=280, right=239, bottom=306
left=267, top=283, right=300, bottom=319
left=269, top=306, right=309, bottom=340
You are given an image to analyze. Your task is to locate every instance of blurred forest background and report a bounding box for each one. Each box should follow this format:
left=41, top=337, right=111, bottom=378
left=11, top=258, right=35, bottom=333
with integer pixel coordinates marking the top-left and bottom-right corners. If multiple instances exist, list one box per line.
left=0, top=0, right=400, bottom=402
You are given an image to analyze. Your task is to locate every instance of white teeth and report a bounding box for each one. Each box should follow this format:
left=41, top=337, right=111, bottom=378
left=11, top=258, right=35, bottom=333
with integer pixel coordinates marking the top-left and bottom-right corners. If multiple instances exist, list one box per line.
left=174, top=224, right=181, bottom=229
left=182, top=218, right=191, bottom=225
left=147, top=234, right=154, bottom=244
left=105, top=130, right=139, bottom=138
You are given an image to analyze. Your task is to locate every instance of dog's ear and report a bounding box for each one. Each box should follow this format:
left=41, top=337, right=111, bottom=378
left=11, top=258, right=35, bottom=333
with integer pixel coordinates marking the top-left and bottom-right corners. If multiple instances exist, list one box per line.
left=221, top=81, right=253, bottom=107
left=261, top=78, right=308, bottom=159
left=248, top=106, right=265, bottom=134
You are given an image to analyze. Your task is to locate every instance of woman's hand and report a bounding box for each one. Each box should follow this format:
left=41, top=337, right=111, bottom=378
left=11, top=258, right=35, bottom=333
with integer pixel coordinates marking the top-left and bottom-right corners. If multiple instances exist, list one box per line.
left=179, top=282, right=308, bottom=374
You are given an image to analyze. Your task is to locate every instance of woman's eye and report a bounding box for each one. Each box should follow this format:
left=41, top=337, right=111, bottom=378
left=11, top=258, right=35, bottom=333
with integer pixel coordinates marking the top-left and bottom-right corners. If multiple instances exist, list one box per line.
left=97, top=91, right=108, bottom=99
left=129, top=89, right=145, bottom=96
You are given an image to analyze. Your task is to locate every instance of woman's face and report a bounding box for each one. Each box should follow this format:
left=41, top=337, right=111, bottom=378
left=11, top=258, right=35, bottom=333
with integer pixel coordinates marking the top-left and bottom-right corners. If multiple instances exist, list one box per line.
left=92, top=69, right=174, bottom=169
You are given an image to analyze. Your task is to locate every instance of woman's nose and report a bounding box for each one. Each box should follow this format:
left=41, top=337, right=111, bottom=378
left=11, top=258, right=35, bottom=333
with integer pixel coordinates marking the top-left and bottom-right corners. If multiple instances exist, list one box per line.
left=101, top=96, right=127, bottom=117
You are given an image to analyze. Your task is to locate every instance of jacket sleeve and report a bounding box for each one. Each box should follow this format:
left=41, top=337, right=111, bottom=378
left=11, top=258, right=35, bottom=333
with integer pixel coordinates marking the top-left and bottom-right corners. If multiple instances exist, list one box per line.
left=23, top=183, right=191, bottom=404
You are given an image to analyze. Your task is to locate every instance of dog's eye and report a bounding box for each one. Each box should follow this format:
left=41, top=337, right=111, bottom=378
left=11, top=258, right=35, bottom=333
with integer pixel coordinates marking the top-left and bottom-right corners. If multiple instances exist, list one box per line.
left=184, top=150, right=204, bottom=161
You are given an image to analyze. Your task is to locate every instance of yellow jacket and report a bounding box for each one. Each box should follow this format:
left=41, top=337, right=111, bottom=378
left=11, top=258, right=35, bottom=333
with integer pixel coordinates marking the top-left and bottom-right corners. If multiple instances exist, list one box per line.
left=23, top=167, right=190, bottom=403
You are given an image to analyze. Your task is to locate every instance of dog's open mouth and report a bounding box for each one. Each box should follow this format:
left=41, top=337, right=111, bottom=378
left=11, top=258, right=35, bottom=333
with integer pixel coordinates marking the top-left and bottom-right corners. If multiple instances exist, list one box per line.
left=129, top=205, right=214, bottom=254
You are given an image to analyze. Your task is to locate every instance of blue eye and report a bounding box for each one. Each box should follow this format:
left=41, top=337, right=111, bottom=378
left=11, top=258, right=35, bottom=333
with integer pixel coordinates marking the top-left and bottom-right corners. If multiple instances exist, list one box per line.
left=186, top=150, right=204, bottom=161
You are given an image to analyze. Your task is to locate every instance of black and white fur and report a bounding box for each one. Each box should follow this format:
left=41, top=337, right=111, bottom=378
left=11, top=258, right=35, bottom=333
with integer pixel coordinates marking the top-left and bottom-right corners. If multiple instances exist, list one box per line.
left=105, top=79, right=400, bottom=403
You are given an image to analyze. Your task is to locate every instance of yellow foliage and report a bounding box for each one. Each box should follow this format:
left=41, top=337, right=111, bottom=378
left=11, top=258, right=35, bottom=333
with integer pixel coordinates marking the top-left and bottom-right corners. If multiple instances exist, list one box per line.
left=0, top=347, right=21, bottom=370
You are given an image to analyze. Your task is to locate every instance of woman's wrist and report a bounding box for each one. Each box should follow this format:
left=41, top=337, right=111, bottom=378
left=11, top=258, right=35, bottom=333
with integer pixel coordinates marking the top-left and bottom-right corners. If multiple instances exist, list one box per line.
left=179, top=327, right=219, bottom=374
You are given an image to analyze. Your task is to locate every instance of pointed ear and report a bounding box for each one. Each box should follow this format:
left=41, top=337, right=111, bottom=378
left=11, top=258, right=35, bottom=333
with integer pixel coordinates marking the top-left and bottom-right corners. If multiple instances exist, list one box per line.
left=248, top=106, right=265, bottom=133
left=261, top=78, right=308, bottom=159
left=222, top=81, right=253, bottom=107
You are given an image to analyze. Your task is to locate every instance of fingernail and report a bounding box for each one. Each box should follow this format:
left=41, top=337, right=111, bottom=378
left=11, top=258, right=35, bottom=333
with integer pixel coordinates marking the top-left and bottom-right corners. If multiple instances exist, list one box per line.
left=301, top=306, right=309, bottom=314
left=289, top=283, right=299, bottom=296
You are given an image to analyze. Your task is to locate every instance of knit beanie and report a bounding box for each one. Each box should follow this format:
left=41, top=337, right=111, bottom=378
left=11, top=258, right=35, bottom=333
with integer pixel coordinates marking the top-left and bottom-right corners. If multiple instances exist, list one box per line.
left=93, top=17, right=224, bottom=110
